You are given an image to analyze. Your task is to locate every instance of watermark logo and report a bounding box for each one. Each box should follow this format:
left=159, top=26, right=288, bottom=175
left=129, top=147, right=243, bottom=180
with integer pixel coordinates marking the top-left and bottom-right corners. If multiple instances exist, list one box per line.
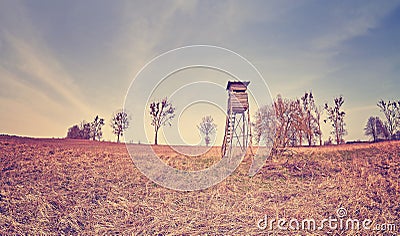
left=123, top=45, right=274, bottom=191
left=336, top=207, right=347, bottom=218
left=257, top=207, right=397, bottom=233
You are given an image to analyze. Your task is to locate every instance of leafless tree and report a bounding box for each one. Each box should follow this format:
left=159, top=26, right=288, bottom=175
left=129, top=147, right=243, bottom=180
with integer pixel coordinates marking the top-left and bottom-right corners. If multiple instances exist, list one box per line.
left=364, top=116, right=387, bottom=142
left=291, top=98, right=304, bottom=146
left=253, top=104, right=276, bottom=147
left=91, top=115, right=105, bottom=141
left=254, top=93, right=328, bottom=154
left=324, top=95, right=347, bottom=144
left=273, top=95, right=302, bottom=148
left=197, top=116, right=217, bottom=146
left=80, top=121, right=91, bottom=140
left=301, top=91, right=320, bottom=146
left=253, top=96, right=303, bottom=149
left=315, top=105, right=323, bottom=145
left=377, top=100, right=399, bottom=140
left=254, top=93, right=325, bottom=150
left=149, top=97, right=175, bottom=145
left=110, top=110, right=130, bottom=143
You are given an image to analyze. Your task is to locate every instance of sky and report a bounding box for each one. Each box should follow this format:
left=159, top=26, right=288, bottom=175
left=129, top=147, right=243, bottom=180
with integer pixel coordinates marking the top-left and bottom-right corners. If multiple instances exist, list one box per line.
left=0, top=0, right=399, bottom=144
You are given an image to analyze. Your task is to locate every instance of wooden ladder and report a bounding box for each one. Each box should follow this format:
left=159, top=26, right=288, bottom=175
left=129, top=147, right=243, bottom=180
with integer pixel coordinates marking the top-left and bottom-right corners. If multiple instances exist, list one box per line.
left=221, top=113, right=235, bottom=157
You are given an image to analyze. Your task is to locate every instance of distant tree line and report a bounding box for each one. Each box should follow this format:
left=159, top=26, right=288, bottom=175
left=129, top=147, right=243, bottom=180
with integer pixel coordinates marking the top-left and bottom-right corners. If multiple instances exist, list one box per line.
left=66, top=97, right=177, bottom=144
left=67, top=115, right=104, bottom=141
left=67, top=110, right=131, bottom=143
left=72, top=97, right=214, bottom=145
left=66, top=95, right=400, bottom=145
left=365, top=100, right=400, bottom=142
left=253, top=93, right=400, bottom=152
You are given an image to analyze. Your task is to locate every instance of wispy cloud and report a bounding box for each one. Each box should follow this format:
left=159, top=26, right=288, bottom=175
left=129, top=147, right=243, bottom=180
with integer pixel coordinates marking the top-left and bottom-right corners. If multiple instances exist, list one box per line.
left=0, top=67, right=75, bottom=136
left=0, top=1, right=95, bottom=136
left=3, top=32, right=93, bottom=114
left=312, top=1, right=400, bottom=49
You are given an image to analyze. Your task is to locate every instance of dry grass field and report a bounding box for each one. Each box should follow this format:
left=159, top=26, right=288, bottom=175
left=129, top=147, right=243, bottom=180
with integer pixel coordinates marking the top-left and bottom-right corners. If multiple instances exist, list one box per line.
left=0, top=135, right=399, bottom=235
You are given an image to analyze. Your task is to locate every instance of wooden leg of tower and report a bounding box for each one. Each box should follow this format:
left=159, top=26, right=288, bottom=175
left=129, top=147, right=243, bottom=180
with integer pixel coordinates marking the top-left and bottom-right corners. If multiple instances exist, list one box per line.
left=228, top=112, right=233, bottom=159
left=221, top=114, right=228, bottom=157
left=243, top=113, right=245, bottom=151
left=247, top=108, right=254, bottom=156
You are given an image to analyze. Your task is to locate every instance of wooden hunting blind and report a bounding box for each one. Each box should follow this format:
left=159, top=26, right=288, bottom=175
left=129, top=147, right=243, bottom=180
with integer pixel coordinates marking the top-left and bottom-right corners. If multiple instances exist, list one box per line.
left=221, top=81, right=253, bottom=157
left=227, top=81, right=249, bottom=113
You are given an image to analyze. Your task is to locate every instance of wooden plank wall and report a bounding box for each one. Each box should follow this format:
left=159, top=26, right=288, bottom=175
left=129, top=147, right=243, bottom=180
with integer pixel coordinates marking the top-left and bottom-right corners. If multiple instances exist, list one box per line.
left=229, top=92, right=248, bottom=112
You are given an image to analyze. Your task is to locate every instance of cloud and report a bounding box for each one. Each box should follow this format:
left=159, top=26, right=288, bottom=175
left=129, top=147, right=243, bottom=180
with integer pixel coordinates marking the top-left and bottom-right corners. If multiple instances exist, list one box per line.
left=0, top=66, right=83, bottom=136
left=0, top=1, right=96, bottom=136
left=3, top=33, right=93, bottom=114
left=312, top=1, right=400, bottom=50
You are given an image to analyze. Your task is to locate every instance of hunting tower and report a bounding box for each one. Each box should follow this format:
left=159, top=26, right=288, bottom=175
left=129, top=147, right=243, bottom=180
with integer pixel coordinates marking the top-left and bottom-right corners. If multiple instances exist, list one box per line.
left=221, top=81, right=252, bottom=157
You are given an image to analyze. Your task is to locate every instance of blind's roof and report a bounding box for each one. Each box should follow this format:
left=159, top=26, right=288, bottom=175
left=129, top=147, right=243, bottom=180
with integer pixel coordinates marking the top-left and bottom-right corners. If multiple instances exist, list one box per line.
left=226, top=81, right=250, bottom=91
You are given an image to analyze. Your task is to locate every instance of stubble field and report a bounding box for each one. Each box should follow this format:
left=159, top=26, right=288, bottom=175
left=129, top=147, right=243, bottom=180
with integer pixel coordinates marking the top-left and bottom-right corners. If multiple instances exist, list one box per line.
left=0, top=135, right=399, bottom=235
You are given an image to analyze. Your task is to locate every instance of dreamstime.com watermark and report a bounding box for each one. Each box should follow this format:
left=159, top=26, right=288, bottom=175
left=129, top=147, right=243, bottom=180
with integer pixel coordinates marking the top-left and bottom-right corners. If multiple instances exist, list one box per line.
left=257, top=207, right=397, bottom=233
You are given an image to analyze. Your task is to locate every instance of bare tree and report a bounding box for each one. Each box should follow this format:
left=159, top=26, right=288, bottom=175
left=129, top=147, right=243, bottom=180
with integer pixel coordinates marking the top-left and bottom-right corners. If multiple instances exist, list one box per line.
left=292, top=98, right=304, bottom=146
left=253, top=93, right=326, bottom=153
left=91, top=115, right=105, bottom=141
left=197, top=115, right=217, bottom=146
left=254, top=95, right=305, bottom=150
left=300, top=91, right=319, bottom=146
left=110, top=110, right=130, bottom=143
left=324, top=96, right=347, bottom=144
left=364, top=116, right=387, bottom=142
left=273, top=95, right=302, bottom=148
left=80, top=121, right=91, bottom=140
left=149, top=97, right=175, bottom=145
left=377, top=100, right=399, bottom=140
left=253, top=104, right=276, bottom=147
left=315, top=105, right=323, bottom=145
